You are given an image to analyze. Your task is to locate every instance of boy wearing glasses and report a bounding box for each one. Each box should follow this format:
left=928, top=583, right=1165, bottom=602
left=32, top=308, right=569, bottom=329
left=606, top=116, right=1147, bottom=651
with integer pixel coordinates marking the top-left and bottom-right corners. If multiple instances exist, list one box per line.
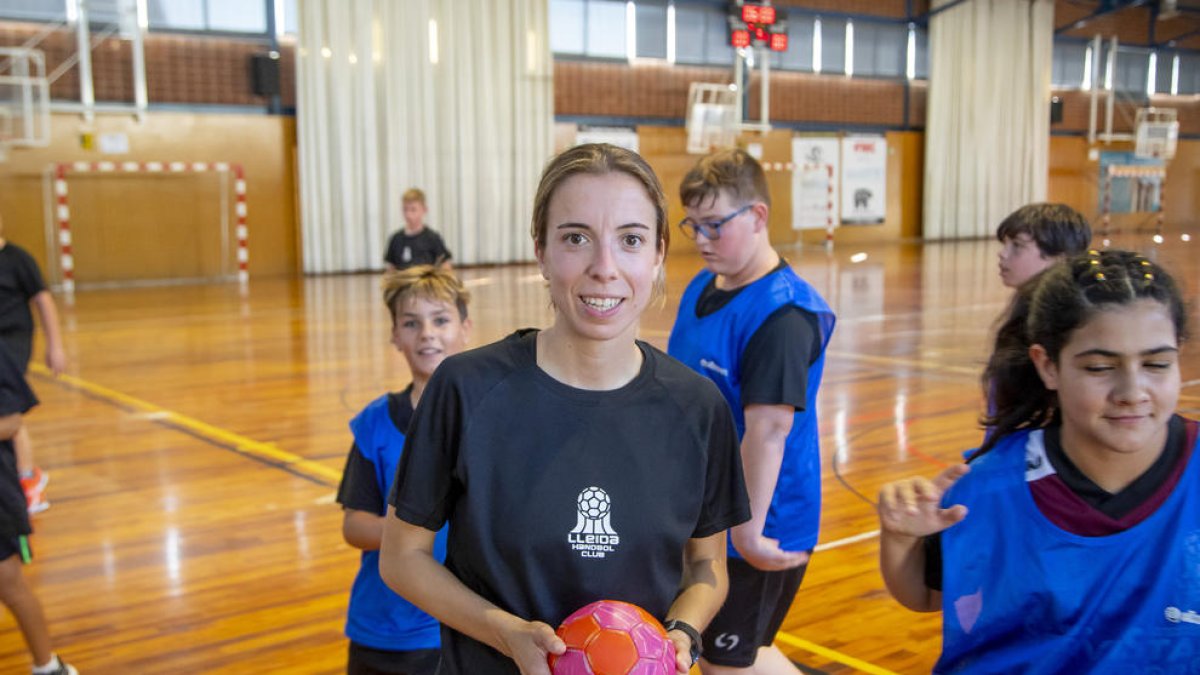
left=668, top=149, right=835, bottom=675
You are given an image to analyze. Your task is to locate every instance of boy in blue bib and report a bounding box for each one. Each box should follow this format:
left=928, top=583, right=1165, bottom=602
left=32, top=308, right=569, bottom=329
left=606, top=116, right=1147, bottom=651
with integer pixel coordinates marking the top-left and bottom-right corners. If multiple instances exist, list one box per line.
left=336, top=265, right=471, bottom=674
left=668, top=149, right=835, bottom=674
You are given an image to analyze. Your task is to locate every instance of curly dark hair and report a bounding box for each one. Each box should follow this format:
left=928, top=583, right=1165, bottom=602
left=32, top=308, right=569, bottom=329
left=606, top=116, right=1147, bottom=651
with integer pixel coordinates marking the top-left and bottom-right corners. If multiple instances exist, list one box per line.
left=979, top=249, right=1188, bottom=454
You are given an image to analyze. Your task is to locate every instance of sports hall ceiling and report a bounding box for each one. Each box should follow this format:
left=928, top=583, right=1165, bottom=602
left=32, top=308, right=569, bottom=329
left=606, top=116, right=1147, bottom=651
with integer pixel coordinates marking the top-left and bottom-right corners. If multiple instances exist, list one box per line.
left=1055, top=0, right=1200, bottom=50
left=774, top=1, right=1200, bottom=50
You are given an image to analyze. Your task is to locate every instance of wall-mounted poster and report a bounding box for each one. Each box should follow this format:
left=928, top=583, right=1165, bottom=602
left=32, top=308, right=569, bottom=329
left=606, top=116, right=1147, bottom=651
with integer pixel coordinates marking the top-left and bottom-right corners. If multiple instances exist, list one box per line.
left=841, top=135, right=886, bottom=225
left=791, top=136, right=840, bottom=231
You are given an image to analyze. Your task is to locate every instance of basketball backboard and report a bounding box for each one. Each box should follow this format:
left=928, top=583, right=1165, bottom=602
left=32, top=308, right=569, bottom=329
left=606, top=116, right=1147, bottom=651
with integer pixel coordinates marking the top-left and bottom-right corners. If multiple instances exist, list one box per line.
left=0, top=47, right=51, bottom=153
left=1135, top=107, right=1179, bottom=160
left=686, top=83, right=738, bottom=155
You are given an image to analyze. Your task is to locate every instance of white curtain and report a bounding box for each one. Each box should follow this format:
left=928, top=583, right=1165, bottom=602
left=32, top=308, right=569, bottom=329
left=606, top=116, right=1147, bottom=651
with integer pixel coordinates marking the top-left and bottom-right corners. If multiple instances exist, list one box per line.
left=297, top=0, right=553, bottom=272
left=923, top=0, right=1054, bottom=240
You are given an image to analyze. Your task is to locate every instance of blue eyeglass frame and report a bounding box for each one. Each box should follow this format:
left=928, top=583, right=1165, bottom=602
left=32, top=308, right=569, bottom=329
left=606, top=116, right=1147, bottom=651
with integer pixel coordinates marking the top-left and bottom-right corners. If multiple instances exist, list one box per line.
left=677, top=204, right=753, bottom=241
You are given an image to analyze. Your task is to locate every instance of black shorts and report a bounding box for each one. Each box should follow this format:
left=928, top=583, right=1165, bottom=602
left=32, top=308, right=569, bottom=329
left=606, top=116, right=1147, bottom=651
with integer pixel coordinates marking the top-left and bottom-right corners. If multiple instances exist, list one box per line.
left=0, top=534, right=31, bottom=564
left=348, top=641, right=439, bottom=675
left=0, top=444, right=29, bottom=539
left=0, top=332, right=31, bottom=373
left=701, top=555, right=810, bottom=668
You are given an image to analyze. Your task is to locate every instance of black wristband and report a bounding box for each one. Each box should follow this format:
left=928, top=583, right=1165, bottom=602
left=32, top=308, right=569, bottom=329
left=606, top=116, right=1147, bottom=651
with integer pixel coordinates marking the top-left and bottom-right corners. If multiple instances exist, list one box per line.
left=663, top=619, right=702, bottom=664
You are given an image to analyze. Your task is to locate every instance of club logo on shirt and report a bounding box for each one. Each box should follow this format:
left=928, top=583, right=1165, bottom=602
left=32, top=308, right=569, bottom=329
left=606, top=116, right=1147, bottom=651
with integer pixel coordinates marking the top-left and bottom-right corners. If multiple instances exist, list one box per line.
left=699, top=358, right=729, bottom=377
left=568, top=486, right=620, bottom=558
left=402, top=246, right=412, bottom=263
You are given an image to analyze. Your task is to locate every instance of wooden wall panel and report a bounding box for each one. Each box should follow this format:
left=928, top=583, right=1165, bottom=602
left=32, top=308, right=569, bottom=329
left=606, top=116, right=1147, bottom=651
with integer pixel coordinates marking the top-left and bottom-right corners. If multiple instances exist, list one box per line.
left=0, top=112, right=298, bottom=285
left=554, top=61, right=926, bottom=130
left=796, top=130, right=924, bottom=246
left=1048, top=135, right=1200, bottom=234
left=0, top=23, right=296, bottom=108
left=640, top=127, right=923, bottom=251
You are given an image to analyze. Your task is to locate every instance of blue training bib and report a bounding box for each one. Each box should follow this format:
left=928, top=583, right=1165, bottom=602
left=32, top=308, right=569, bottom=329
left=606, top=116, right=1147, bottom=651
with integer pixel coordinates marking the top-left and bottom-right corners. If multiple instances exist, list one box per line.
left=938, top=429, right=1200, bottom=673
left=668, top=267, right=834, bottom=554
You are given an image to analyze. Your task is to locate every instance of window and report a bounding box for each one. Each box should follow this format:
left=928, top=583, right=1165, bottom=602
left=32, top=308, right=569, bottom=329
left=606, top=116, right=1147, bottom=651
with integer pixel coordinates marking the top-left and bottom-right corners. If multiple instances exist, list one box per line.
left=1178, top=52, right=1200, bottom=95
left=142, top=0, right=275, bottom=34
left=771, top=14, right=813, bottom=72
left=0, top=0, right=66, bottom=22
left=550, top=0, right=586, bottom=55
left=282, top=0, right=297, bottom=36
left=552, top=0, right=624, bottom=58
left=586, top=0, right=626, bottom=59
left=914, top=25, right=928, bottom=79
left=634, top=0, right=668, bottom=60
left=675, top=2, right=737, bottom=66
left=819, top=16, right=846, bottom=74
left=149, top=0, right=205, bottom=31
left=1114, top=47, right=1150, bottom=95
left=673, top=3, right=708, bottom=64
left=852, top=21, right=906, bottom=78
left=207, top=0, right=266, bottom=33
left=1155, top=51, right=1174, bottom=95
left=1052, top=40, right=1087, bottom=89
left=700, top=5, right=733, bottom=66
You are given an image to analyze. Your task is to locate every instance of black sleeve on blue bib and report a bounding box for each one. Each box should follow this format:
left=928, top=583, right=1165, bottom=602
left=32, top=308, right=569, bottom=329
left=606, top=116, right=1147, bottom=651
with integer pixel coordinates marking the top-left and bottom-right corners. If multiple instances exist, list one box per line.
left=337, top=443, right=384, bottom=514
left=740, top=305, right=820, bottom=411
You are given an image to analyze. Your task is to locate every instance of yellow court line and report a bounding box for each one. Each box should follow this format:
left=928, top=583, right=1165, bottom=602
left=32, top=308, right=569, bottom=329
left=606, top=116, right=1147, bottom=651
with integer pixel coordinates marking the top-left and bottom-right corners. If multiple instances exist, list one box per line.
left=774, top=632, right=900, bottom=675
left=30, top=364, right=342, bottom=485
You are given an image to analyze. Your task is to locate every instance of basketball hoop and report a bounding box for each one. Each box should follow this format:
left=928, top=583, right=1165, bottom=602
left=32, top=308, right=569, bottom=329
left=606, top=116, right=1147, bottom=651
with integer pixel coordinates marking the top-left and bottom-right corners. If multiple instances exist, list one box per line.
left=685, top=83, right=738, bottom=155
left=1134, top=107, right=1179, bottom=161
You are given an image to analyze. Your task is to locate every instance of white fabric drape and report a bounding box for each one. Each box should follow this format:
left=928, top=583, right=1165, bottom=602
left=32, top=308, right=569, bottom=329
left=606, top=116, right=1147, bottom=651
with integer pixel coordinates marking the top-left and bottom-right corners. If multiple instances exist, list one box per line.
left=297, top=0, right=553, bottom=272
left=923, top=0, right=1054, bottom=240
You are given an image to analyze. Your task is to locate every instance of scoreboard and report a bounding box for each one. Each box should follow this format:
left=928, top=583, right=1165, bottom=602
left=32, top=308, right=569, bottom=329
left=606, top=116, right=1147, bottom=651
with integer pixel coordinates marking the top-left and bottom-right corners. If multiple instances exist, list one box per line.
left=729, top=2, right=788, bottom=52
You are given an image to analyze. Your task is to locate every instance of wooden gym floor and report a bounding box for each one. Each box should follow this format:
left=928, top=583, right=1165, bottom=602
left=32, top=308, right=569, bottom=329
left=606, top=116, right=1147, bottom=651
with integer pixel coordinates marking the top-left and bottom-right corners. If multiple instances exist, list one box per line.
left=3, top=235, right=1198, bottom=674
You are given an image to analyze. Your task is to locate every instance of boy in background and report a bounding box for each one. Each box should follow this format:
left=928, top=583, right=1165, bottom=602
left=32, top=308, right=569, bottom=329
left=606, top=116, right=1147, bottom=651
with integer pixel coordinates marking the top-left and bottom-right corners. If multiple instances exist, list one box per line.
left=0, top=342, right=76, bottom=675
left=384, top=189, right=453, bottom=272
left=0, top=213, right=67, bottom=514
left=995, top=203, right=1091, bottom=288
left=336, top=265, right=470, bottom=674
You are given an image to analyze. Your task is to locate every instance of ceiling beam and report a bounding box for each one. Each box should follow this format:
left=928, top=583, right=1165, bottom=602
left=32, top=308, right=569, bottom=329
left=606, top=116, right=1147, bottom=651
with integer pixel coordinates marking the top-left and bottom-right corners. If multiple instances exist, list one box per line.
left=1054, top=0, right=1151, bottom=35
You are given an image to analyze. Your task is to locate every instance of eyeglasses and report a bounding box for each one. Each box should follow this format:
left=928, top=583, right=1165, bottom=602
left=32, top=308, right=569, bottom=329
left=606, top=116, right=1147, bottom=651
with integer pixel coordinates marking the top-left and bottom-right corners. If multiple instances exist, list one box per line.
left=678, top=204, right=753, bottom=241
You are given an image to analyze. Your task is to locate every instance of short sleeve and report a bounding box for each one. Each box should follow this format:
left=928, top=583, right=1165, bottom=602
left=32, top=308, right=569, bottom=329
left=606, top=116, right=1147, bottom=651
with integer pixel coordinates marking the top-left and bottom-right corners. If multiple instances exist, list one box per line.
left=433, top=231, right=452, bottom=262
left=383, top=232, right=402, bottom=267
left=389, top=365, right=463, bottom=530
left=336, top=443, right=385, bottom=514
left=693, top=394, right=751, bottom=538
left=12, top=248, right=46, bottom=300
left=740, top=306, right=820, bottom=411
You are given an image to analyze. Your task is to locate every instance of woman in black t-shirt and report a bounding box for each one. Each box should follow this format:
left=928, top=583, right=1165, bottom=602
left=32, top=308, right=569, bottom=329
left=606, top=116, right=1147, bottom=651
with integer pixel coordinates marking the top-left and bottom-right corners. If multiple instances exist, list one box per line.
left=380, top=144, right=751, bottom=675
